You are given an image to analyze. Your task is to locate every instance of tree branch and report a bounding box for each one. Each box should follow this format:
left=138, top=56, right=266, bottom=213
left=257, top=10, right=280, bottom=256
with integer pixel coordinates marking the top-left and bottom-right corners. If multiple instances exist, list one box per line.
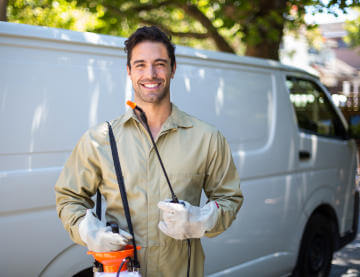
left=178, top=3, right=235, bottom=53
left=139, top=18, right=209, bottom=39
left=104, top=4, right=125, bottom=17
left=105, top=1, right=234, bottom=53
left=0, top=0, right=8, bottom=21
left=105, top=1, right=174, bottom=15
left=104, top=4, right=209, bottom=39
left=131, top=1, right=174, bottom=12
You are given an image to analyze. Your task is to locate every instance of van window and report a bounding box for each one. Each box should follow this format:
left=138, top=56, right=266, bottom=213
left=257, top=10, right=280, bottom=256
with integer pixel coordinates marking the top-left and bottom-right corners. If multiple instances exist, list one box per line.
left=286, top=77, right=346, bottom=139
left=173, top=67, right=274, bottom=150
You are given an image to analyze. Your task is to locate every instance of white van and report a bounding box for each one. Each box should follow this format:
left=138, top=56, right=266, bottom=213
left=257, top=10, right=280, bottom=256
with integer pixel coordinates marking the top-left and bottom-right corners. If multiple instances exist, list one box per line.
left=0, top=22, right=358, bottom=277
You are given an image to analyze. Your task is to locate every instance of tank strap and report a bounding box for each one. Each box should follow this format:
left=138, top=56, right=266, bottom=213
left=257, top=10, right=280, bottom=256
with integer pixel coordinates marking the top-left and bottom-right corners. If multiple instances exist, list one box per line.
left=106, top=121, right=140, bottom=269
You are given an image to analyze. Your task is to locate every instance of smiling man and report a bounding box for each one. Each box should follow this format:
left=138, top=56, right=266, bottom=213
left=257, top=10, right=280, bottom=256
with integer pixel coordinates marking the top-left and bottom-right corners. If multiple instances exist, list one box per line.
left=55, top=26, right=243, bottom=277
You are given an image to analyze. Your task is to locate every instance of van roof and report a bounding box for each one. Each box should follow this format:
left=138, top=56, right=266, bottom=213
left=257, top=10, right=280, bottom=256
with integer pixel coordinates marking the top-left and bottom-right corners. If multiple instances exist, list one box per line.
left=0, top=22, right=316, bottom=78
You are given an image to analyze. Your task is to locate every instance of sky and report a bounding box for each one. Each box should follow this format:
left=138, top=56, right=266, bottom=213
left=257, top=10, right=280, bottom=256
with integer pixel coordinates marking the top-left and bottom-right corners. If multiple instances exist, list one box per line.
left=305, top=7, right=359, bottom=24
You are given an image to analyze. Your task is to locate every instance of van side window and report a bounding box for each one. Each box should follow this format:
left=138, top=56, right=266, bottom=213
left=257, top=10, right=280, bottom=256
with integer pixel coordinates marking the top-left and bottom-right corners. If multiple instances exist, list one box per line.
left=286, top=77, right=346, bottom=139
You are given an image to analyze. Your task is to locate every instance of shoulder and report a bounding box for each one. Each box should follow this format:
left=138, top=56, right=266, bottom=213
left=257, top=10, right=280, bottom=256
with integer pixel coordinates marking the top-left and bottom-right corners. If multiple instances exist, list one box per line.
left=176, top=108, right=228, bottom=149
left=176, top=107, right=219, bottom=136
left=81, top=114, right=127, bottom=145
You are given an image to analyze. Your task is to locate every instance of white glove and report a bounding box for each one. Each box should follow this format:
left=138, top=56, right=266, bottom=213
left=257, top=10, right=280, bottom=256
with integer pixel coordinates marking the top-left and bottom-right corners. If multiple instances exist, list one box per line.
left=157, top=200, right=219, bottom=240
left=79, top=209, right=132, bottom=252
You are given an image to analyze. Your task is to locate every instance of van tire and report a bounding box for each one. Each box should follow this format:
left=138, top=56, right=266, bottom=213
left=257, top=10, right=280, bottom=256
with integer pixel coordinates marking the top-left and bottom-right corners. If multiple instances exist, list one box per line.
left=73, top=267, right=92, bottom=277
left=292, top=213, right=334, bottom=277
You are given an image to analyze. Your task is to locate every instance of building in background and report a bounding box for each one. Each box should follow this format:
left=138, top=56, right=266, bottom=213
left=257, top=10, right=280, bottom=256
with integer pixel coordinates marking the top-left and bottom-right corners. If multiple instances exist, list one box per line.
left=280, top=22, right=360, bottom=122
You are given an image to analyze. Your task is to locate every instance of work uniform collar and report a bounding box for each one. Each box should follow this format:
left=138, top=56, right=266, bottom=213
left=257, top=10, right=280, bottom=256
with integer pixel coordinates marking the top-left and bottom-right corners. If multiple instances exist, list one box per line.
left=119, top=103, right=193, bottom=130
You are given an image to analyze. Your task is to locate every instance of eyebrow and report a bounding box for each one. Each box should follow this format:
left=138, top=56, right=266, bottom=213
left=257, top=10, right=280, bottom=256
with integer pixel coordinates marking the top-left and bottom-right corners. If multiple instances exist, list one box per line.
left=154, top=59, right=169, bottom=63
left=132, top=58, right=169, bottom=65
left=133, top=60, right=145, bottom=65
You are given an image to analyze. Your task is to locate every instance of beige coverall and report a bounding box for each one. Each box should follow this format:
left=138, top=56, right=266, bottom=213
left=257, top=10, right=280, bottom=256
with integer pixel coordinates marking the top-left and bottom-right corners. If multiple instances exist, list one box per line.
left=55, top=104, right=243, bottom=277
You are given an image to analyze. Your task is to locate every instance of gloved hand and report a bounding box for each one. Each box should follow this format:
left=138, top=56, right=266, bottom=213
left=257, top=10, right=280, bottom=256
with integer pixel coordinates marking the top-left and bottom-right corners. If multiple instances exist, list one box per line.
left=157, top=200, right=219, bottom=240
left=79, top=209, right=132, bottom=252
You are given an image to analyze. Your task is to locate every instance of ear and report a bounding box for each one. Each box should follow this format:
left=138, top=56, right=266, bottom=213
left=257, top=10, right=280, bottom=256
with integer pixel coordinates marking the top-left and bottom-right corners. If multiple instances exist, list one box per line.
left=171, top=61, right=176, bottom=79
left=127, top=65, right=131, bottom=76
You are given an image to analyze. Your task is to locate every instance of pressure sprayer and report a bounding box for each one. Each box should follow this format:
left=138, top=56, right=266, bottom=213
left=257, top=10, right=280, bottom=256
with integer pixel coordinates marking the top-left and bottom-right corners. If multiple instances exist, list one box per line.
left=126, top=101, right=191, bottom=277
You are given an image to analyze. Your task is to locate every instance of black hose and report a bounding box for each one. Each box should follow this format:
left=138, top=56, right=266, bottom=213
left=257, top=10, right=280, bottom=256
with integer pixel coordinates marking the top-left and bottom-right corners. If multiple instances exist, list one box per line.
left=116, top=257, right=131, bottom=277
left=187, top=239, right=191, bottom=277
left=135, top=106, right=178, bottom=203
left=134, top=105, right=191, bottom=276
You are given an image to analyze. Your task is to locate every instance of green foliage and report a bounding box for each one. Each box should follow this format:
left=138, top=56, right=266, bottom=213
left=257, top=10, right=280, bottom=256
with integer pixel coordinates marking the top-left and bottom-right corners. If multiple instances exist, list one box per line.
left=344, top=8, right=360, bottom=47
left=7, top=0, right=105, bottom=32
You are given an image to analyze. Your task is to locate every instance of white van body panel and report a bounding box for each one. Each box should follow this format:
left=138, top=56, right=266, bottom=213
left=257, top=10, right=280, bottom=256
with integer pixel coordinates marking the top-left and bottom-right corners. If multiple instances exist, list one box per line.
left=0, top=22, right=357, bottom=277
left=40, top=244, right=93, bottom=277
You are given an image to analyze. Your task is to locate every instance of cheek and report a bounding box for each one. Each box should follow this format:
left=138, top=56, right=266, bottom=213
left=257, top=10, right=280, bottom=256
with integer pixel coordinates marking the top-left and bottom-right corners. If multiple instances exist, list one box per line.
left=159, top=69, right=173, bottom=80
left=130, top=72, right=141, bottom=84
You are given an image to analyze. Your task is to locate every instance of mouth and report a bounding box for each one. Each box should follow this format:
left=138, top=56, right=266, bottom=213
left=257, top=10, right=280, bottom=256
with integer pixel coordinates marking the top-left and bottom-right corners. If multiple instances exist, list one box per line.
left=140, top=81, right=162, bottom=89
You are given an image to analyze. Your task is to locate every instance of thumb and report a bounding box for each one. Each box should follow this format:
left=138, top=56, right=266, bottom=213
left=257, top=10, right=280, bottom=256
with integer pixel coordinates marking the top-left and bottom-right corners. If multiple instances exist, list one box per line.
left=119, top=229, right=133, bottom=240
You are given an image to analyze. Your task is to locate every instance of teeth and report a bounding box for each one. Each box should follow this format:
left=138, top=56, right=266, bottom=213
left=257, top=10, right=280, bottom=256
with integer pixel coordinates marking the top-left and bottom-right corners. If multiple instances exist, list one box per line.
left=143, top=83, right=158, bottom=88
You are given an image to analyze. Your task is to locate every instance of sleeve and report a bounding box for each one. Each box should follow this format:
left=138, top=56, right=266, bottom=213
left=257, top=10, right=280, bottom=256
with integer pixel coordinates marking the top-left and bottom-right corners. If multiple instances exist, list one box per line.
left=203, top=130, right=243, bottom=238
left=54, top=129, right=103, bottom=245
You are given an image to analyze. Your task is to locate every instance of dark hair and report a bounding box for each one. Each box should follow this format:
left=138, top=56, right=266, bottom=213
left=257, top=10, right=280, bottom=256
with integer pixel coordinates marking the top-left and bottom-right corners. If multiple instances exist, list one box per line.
left=125, top=26, right=176, bottom=70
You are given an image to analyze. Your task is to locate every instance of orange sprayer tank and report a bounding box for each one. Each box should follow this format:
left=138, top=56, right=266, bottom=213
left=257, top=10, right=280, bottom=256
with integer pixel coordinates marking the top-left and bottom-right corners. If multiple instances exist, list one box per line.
left=88, top=245, right=141, bottom=276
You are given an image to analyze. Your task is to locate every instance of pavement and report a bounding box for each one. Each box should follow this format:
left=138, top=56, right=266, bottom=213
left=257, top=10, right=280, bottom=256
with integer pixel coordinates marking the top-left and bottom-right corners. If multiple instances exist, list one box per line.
left=330, top=220, right=360, bottom=277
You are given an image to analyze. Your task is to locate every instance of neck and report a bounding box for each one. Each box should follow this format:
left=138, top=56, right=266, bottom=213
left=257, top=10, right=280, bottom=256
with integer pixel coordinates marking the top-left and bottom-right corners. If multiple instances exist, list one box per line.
left=134, top=99, right=172, bottom=139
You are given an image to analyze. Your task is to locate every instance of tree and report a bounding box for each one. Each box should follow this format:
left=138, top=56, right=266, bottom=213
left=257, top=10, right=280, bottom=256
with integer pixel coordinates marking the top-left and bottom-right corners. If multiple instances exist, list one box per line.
left=74, top=0, right=360, bottom=60
left=5, top=0, right=360, bottom=60
left=6, top=0, right=105, bottom=32
left=345, top=8, right=360, bottom=47
left=0, top=0, right=8, bottom=21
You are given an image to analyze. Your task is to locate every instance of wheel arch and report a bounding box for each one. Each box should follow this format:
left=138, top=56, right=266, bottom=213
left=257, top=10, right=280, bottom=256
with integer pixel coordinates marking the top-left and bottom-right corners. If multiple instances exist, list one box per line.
left=39, top=243, right=93, bottom=277
left=301, top=185, right=341, bottom=250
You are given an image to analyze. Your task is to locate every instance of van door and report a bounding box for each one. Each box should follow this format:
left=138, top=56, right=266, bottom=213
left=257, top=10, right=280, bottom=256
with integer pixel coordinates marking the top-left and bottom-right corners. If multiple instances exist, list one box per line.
left=286, top=76, right=357, bottom=273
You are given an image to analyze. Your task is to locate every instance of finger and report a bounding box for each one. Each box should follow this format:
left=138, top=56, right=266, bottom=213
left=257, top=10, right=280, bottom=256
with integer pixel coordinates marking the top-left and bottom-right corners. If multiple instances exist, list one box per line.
left=105, top=243, right=123, bottom=251
left=157, top=201, right=175, bottom=212
left=106, top=233, right=129, bottom=246
left=158, top=221, right=171, bottom=236
left=158, top=201, right=186, bottom=213
left=119, top=230, right=133, bottom=240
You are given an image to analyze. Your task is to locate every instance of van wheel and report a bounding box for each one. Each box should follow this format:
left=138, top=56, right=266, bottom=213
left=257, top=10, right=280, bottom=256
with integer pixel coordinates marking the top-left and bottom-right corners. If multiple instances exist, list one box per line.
left=73, top=267, right=92, bottom=277
left=292, top=214, right=334, bottom=277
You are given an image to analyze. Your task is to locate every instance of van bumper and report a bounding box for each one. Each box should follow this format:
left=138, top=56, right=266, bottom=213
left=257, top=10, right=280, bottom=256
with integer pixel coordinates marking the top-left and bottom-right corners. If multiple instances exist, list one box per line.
left=336, top=190, right=359, bottom=250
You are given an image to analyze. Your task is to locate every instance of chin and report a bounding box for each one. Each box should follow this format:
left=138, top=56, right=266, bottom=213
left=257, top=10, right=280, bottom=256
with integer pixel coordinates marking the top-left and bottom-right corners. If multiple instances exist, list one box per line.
left=137, top=92, right=169, bottom=104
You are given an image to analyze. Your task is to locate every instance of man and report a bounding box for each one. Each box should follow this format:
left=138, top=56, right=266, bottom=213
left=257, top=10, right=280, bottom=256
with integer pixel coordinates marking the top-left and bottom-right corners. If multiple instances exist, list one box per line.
left=55, top=26, right=243, bottom=277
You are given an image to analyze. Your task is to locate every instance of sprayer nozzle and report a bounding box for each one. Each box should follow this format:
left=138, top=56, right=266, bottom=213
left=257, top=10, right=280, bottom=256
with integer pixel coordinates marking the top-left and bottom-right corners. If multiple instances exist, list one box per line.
left=126, top=100, right=137, bottom=110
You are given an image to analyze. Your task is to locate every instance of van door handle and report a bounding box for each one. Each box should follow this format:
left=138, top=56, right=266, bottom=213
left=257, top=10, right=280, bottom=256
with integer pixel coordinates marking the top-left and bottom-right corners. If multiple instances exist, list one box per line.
left=299, top=150, right=311, bottom=160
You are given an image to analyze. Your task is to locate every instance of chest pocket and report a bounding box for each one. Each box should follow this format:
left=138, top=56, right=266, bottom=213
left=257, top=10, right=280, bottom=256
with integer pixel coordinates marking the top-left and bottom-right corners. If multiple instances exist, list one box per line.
left=163, top=173, right=205, bottom=206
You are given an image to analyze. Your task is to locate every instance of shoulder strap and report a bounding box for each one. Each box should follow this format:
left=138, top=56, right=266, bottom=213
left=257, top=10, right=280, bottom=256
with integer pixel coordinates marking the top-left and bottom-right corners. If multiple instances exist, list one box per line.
left=96, top=189, right=102, bottom=220
left=106, top=121, right=140, bottom=269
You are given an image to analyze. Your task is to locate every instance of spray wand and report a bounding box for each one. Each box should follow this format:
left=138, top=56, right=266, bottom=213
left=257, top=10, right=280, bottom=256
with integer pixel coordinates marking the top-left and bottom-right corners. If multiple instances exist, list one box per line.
left=126, top=100, right=179, bottom=204
left=127, top=100, right=191, bottom=277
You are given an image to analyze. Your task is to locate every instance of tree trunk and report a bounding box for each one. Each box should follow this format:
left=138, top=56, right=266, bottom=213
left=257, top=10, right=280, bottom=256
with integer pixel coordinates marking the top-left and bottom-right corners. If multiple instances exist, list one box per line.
left=245, top=34, right=283, bottom=60
left=244, top=0, right=286, bottom=60
left=0, top=0, right=8, bottom=21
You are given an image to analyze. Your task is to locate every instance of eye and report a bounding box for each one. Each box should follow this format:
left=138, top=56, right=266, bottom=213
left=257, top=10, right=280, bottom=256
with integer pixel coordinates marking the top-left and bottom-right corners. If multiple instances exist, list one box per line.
left=156, top=63, right=166, bottom=67
left=135, top=63, right=145, bottom=68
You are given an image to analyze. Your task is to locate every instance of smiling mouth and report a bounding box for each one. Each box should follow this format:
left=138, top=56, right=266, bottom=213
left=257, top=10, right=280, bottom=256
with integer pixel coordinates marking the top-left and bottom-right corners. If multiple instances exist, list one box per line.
left=141, top=82, right=161, bottom=89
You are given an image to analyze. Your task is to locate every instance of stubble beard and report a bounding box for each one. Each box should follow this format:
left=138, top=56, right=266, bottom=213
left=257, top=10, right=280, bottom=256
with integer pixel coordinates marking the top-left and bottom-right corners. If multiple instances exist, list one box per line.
left=134, top=82, right=170, bottom=104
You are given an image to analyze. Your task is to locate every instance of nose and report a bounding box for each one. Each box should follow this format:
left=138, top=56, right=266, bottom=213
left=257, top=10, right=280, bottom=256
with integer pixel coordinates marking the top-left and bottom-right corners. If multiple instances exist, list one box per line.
left=145, top=65, right=157, bottom=79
